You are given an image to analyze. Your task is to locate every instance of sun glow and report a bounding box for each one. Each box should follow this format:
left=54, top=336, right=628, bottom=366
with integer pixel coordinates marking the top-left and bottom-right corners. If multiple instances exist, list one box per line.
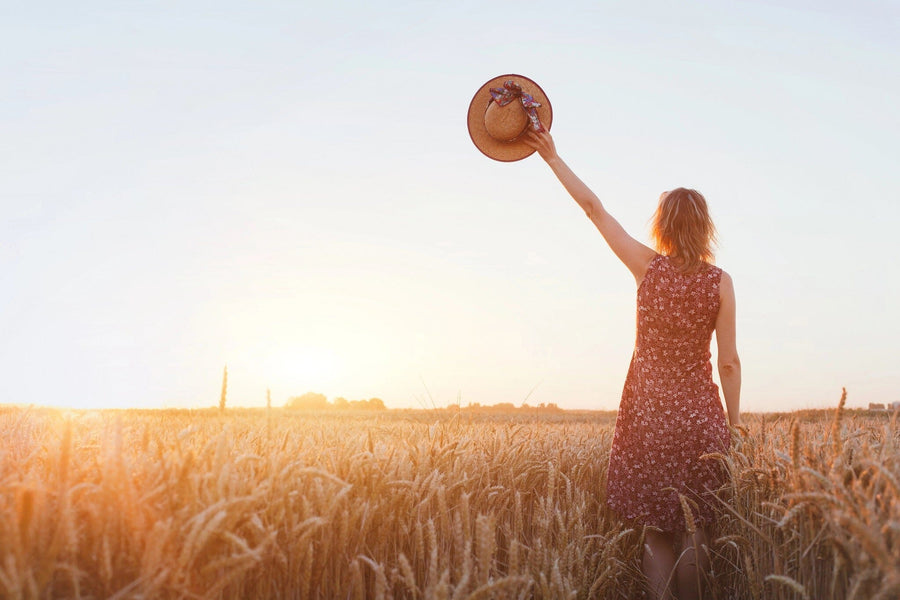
left=262, top=345, right=341, bottom=395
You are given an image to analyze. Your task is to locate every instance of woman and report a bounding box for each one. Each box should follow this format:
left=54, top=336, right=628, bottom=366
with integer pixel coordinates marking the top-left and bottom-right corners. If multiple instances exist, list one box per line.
left=525, top=127, right=741, bottom=600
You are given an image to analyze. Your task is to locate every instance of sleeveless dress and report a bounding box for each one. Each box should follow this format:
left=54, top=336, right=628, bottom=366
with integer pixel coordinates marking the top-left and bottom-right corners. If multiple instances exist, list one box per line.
left=606, top=254, right=730, bottom=533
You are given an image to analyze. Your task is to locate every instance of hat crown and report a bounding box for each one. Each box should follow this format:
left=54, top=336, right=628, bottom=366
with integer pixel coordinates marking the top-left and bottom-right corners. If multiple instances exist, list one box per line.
left=483, top=101, right=528, bottom=141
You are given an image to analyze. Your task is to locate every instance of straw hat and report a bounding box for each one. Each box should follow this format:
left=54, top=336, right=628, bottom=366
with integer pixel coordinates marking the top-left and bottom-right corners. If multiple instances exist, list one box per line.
left=467, top=74, right=552, bottom=162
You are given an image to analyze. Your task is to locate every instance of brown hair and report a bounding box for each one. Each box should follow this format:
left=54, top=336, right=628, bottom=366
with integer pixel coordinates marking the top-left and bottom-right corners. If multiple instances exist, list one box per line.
left=651, top=188, right=717, bottom=273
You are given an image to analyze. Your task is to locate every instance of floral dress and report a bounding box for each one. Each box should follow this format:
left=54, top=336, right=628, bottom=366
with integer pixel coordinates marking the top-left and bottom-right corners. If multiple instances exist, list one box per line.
left=606, top=254, right=730, bottom=533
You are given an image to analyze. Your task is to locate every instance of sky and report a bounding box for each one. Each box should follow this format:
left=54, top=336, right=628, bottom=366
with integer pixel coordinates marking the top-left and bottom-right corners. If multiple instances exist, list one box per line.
left=2, top=1, right=898, bottom=412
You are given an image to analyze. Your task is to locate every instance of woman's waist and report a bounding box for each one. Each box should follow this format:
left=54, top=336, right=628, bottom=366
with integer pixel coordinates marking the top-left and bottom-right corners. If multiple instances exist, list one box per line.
left=631, top=351, right=713, bottom=373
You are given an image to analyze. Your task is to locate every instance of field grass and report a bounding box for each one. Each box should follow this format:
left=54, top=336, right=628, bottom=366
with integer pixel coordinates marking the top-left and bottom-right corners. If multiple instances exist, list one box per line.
left=0, top=400, right=897, bottom=599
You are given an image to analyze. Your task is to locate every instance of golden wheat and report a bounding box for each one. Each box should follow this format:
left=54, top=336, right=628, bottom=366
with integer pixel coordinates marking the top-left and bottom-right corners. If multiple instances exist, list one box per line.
left=0, top=403, right=896, bottom=599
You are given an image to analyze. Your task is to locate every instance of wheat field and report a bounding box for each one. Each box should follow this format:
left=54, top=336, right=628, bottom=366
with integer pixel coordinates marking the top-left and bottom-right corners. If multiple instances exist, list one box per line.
left=1, top=396, right=898, bottom=599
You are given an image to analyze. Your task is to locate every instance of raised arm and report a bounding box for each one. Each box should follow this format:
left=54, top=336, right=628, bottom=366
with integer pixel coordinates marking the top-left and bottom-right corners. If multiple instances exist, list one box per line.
left=715, top=271, right=741, bottom=427
left=524, top=128, right=656, bottom=284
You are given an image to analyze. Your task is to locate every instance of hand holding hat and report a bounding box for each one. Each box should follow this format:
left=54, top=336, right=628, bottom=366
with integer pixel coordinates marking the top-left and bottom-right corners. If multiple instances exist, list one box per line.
left=523, top=126, right=558, bottom=163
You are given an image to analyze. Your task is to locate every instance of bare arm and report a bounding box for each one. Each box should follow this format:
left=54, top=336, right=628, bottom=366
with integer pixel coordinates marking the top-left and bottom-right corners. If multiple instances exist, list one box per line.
left=715, top=271, right=741, bottom=427
left=524, top=128, right=656, bottom=283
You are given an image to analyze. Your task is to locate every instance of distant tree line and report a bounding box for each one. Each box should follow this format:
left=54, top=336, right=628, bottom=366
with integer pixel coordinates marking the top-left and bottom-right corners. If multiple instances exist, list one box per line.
left=457, top=402, right=564, bottom=414
left=285, top=392, right=386, bottom=411
left=282, top=394, right=566, bottom=413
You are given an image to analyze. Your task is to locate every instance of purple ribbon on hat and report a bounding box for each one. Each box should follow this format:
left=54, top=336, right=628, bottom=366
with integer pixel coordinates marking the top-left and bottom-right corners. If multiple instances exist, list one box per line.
left=489, top=80, right=544, bottom=132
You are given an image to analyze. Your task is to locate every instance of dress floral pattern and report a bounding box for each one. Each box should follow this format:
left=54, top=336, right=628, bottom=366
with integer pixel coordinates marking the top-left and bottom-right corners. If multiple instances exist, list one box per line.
left=606, top=254, right=730, bottom=532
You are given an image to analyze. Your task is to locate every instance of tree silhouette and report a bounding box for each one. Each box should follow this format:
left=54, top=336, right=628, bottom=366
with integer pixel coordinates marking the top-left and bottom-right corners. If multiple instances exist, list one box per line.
left=285, top=392, right=328, bottom=410
left=348, top=398, right=386, bottom=411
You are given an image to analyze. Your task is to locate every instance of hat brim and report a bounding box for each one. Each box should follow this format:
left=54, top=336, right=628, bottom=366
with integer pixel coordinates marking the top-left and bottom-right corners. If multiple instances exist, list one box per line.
left=467, top=74, right=552, bottom=162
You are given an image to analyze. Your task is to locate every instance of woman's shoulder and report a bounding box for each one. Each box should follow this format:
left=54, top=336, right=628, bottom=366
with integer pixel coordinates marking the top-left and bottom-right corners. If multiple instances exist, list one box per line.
left=711, top=263, right=730, bottom=279
left=635, top=253, right=665, bottom=288
left=716, top=268, right=734, bottom=295
left=701, top=261, right=725, bottom=279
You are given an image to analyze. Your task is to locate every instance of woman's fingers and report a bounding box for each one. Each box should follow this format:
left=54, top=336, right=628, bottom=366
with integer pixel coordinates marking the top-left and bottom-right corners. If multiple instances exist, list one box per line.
left=524, top=128, right=550, bottom=148
left=523, top=127, right=557, bottom=161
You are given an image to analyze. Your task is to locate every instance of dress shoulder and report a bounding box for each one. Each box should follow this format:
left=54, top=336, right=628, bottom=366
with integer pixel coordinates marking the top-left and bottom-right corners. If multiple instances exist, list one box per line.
left=705, top=263, right=724, bottom=284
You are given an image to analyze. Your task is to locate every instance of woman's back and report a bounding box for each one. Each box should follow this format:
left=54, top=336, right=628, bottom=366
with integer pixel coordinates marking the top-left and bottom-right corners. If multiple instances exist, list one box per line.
left=636, top=254, right=721, bottom=378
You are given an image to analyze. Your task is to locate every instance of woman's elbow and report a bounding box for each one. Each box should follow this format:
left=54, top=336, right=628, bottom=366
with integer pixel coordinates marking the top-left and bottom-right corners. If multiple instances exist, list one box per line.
left=718, top=355, right=741, bottom=375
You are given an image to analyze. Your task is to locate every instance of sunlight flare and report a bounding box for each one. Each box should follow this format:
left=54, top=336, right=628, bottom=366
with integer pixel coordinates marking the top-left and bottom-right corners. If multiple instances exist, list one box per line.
left=262, top=345, right=341, bottom=393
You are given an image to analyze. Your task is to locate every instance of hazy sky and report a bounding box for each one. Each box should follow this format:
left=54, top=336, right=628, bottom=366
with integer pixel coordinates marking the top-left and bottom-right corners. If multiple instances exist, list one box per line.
left=2, top=1, right=898, bottom=411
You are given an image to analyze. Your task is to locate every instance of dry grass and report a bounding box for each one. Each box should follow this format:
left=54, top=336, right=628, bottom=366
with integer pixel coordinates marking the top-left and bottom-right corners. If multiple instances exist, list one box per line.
left=0, top=399, right=897, bottom=599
